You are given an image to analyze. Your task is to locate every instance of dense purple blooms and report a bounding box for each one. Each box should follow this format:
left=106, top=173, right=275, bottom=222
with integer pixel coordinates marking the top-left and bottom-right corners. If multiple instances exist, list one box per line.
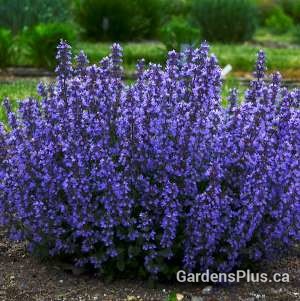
left=0, top=41, right=299, bottom=278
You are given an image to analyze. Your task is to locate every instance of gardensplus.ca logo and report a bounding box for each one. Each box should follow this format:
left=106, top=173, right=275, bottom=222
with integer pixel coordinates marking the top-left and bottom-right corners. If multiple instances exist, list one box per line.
left=176, top=270, right=290, bottom=283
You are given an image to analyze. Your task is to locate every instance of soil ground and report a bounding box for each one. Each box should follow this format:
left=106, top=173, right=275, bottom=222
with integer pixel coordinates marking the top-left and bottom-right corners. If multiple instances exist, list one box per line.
left=0, top=228, right=299, bottom=301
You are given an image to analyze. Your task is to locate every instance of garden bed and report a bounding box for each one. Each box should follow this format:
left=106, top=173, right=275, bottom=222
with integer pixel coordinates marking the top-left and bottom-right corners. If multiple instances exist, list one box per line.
left=0, top=228, right=299, bottom=301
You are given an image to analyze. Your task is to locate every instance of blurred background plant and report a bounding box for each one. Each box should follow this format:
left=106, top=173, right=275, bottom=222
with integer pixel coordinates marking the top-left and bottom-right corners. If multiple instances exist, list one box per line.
left=160, top=16, right=200, bottom=50
left=265, top=5, right=293, bottom=34
left=0, top=0, right=71, bottom=34
left=23, top=23, right=77, bottom=69
left=72, top=0, right=162, bottom=41
left=0, top=0, right=299, bottom=77
left=292, top=24, right=300, bottom=44
left=279, top=0, right=300, bottom=23
left=191, top=0, right=258, bottom=43
left=0, top=28, right=13, bottom=67
left=255, top=0, right=276, bottom=24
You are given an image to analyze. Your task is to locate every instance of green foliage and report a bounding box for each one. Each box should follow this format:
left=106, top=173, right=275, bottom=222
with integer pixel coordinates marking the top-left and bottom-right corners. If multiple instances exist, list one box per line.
left=160, top=16, right=200, bottom=51
left=73, top=0, right=162, bottom=41
left=265, top=6, right=293, bottom=34
left=293, top=24, right=300, bottom=44
left=0, top=0, right=71, bottom=34
left=159, top=0, right=192, bottom=23
left=25, top=23, right=76, bottom=69
left=277, top=0, right=300, bottom=23
left=254, top=0, right=277, bottom=23
left=165, top=292, right=177, bottom=301
left=0, top=28, right=13, bottom=67
left=77, top=42, right=167, bottom=66
left=122, top=43, right=166, bottom=65
left=0, top=79, right=38, bottom=124
left=191, top=0, right=258, bottom=43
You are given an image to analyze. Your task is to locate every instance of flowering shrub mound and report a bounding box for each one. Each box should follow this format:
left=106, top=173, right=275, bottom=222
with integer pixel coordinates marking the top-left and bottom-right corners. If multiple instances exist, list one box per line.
left=0, top=41, right=299, bottom=279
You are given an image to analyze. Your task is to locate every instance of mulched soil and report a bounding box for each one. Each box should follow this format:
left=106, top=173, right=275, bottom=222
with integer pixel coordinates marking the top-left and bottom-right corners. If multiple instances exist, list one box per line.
left=0, top=228, right=299, bottom=301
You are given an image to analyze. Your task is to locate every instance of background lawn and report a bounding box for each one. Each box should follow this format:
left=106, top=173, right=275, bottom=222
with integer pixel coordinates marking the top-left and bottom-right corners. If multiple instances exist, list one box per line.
left=1, top=0, right=300, bottom=117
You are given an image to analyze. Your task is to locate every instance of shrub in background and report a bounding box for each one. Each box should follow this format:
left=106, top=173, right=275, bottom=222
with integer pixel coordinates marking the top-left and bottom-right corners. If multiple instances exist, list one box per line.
left=0, top=0, right=71, bottom=34
left=159, top=0, right=192, bottom=24
left=293, top=25, right=300, bottom=44
left=265, top=6, right=293, bottom=34
left=279, top=0, right=300, bottom=23
left=25, top=23, right=76, bottom=69
left=73, top=0, right=162, bottom=41
left=160, top=16, right=200, bottom=51
left=256, top=0, right=300, bottom=24
left=0, top=41, right=299, bottom=279
left=191, top=0, right=258, bottom=43
left=254, top=0, right=277, bottom=24
left=0, top=28, right=13, bottom=67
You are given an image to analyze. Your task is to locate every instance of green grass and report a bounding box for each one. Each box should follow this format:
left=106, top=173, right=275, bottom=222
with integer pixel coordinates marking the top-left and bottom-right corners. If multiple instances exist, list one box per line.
left=76, top=41, right=167, bottom=67
left=3, top=24, right=299, bottom=75
left=77, top=41, right=300, bottom=75
left=0, top=79, right=39, bottom=122
left=222, top=77, right=247, bottom=105
left=77, top=41, right=300, bottom=73
left=211, top=44, right=300, bottom=72
left=254, top=27, right=296, bottom=45
left=0, top=79, right=38, bottom=100
left=10, top=36, right=300, bottom=75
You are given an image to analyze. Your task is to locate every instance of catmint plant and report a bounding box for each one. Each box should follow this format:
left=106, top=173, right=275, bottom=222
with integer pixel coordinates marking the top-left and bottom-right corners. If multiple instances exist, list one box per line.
left=0, top=40, right=299, bottom=279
